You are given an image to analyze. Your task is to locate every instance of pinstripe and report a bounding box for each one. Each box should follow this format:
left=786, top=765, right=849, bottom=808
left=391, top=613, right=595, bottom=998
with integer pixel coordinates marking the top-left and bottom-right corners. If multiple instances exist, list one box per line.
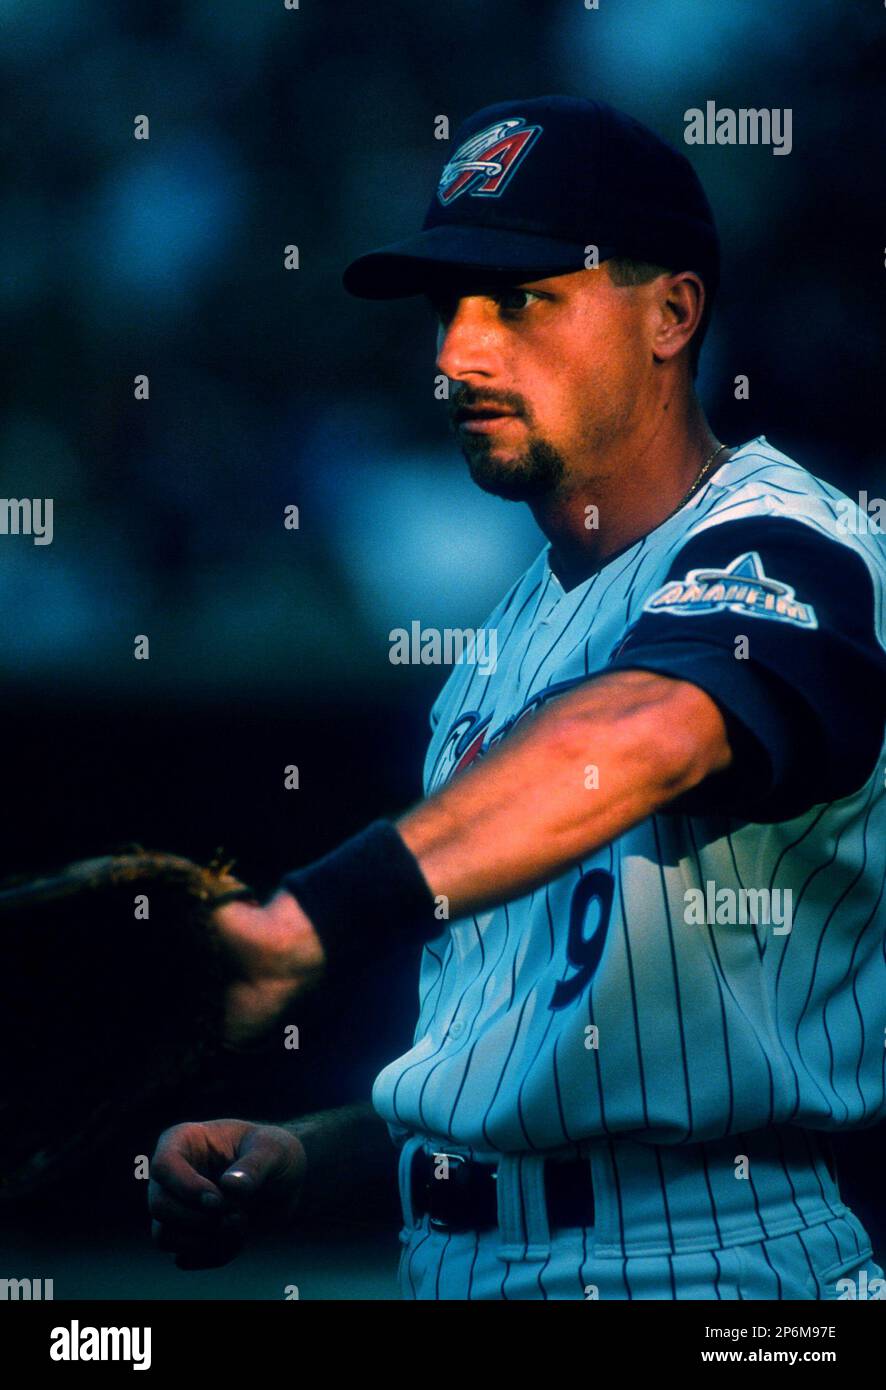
left=693, top=492, right=802, bottom=527
left=816, top=784, right=881, bottom=1120
left=767, top=811, right=834, bottom=1123
left=599, top=537, right=650, bottom=623
left=391, top=938, right=457, bottom=1118
left=480, top=988, right=538, bottom=1149
left=491, top=568, right=537, bottom=634
left=736, top=1130, right=771, bottom=1241
left=651, top=814, right=694, bottom=1137
left=574, top=540, right=651, bottom=648
left=440, top=923, right=517, bottom=1135
left=580, top=843, right=619, bottom=1140
left=517, top=990, right=569, bottom=1147
left=700, top=1143, right=725, bottom=1247
left=656, top=484, right=734, bottom=566
left=514, top=876, right=584, bottom=1148
left=542, top=879, right=555, bottom=956
left=824, top=1218, right=849, bottom=1265
left=440, top=904, right=523, bottom=1136
left=515, top=1152, right=529, bottom=1262
left=606, top=1136, right=629, bottom=1261
left=536, top=586, right=621, bottom=688
left=576, top=1226, right=588, bottom=1300
left=465, top=1231, right=480, bottom=1300
left=444, top=1038, right=483, bottom=1138
left=712, top=1248, right=724, bottom=1299
left=764, top=805, right=833, bottom=897
left=405, top=1226, right=432, bottom=1298
left=758, top=1238, right=783, bottom=1298
left=391, top=939, right=458, bottom=1127
left=838, top=1212, right=863, bottom=1260
left=524, top=572, right=605, bottom=690
left=514, top=570, right=563, bottom=686
left=781, top=801, right=868, bottom=1122
left=772, top=1126, right=808, bottom=1227
left=389, top=939, right=453, bottom=1089
left=413, top=941, right=448, bottom=1036
left=445, top=571, right=546, bottom=726
left=685, top=816, right=740, bottom=1133
left=849, top=858, right=886, bottom=1119
left=794, top=1228, right=824, bottom=1297
left=614, top=839, right=651, bottom=1129
left=550, top=1031, right=575, bottom=1144
left=723, top=824, right=765, bottom=961
left=653, top=1146, right=677, bottom=1253
left=433, top=1232, right=452, bottom=1299
left=625, top=541, right=667, bottom=625
left=797, top=1129, right=842, bottom=1221
left=820, top=1214, right=843, bottom=1264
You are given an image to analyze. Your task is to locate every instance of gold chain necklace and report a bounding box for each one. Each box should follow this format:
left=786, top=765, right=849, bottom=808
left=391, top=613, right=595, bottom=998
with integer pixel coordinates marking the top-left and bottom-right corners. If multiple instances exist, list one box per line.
left=549, top=441, right=731, bottom=589
left=672, top=442, right=730, bottom=516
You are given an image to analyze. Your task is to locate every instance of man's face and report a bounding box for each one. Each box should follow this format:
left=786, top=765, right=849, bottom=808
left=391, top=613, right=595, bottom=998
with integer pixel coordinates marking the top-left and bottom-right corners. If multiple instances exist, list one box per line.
left=431, top=265, right=655, bottom=502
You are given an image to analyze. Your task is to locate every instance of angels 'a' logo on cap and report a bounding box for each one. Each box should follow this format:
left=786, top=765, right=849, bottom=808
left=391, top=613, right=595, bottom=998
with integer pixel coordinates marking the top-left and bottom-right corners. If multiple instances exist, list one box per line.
left=437, top=118, right=543, bottom=205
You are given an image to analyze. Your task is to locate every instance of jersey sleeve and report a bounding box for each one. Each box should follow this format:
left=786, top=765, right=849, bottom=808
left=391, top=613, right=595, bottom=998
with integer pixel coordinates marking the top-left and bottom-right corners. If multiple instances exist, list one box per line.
left=605, top=515, right=886, bottom=822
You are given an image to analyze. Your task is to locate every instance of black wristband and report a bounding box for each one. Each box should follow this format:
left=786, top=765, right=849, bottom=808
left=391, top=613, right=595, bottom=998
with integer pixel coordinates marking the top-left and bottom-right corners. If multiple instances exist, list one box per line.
left=279, top=820, right=442, bottom=974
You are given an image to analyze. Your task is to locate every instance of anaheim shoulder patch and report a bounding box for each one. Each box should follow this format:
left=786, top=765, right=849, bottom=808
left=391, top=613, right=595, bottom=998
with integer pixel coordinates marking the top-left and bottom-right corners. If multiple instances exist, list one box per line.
left=643, top=551, right=818, bottom=629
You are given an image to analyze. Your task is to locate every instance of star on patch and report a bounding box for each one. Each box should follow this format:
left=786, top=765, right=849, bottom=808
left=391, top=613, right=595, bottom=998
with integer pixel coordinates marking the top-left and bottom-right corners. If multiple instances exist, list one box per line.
left=642, top=550, right=818, bottom=629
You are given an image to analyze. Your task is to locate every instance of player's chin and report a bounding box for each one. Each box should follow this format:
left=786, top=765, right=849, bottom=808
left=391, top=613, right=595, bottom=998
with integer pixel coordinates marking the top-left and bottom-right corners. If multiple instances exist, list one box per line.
left=464, top=448, right=560, bottom=503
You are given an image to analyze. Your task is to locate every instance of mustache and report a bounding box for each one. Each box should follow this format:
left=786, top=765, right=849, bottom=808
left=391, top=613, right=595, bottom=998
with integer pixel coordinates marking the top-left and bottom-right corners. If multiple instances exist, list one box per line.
left=448, top=387, right=528, bottom=425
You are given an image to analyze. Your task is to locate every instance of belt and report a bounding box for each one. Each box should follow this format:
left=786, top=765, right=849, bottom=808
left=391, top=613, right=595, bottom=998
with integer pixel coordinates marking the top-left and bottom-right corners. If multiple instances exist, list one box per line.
left=410, top=1147, right=595, bottom=1234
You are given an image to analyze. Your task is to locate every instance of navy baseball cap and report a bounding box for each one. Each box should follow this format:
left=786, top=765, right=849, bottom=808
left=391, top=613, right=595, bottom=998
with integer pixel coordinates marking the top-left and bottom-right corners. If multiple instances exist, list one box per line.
left=342, top=95, right=719, bottom=302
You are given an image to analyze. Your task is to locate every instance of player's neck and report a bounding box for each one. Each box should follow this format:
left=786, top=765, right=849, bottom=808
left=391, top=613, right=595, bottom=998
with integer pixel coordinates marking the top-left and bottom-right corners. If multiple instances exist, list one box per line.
left=534, top=397, right=721, bottom=592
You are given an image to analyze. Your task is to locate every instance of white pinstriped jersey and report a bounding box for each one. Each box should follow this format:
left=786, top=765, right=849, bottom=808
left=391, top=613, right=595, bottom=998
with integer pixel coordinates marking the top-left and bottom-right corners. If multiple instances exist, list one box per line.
left=372, top=436, right=886, bottom=1156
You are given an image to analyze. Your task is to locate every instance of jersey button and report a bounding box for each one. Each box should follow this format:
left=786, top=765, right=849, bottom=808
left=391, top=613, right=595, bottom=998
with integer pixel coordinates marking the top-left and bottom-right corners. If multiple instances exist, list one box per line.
left=448, top=1020, right=465, bottom=1038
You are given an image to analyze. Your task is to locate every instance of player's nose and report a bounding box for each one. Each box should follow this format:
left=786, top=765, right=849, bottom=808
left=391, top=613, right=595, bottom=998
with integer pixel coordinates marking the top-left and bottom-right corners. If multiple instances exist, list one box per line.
left=435, top=298, right=502, bottom=384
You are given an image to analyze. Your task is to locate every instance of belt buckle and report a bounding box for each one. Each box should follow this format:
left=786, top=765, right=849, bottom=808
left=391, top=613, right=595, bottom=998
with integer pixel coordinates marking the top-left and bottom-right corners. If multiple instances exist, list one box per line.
left=423, top=1151, right=471, bottom=1232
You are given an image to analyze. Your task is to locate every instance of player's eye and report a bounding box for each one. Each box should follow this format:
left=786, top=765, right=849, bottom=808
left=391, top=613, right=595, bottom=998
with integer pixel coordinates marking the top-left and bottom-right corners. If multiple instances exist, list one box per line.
left=495, top=287, right=543, bottom=316
left=428, top=286, right=547, bottom=327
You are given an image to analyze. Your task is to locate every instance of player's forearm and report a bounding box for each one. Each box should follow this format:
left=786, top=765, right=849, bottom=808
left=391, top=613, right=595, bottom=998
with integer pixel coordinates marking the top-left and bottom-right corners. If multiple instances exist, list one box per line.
left=244, top=669, right=730, bottom=992
left=397, top=668, right=730, bottom=917
left=281, top=1101, right=401, bottom=1223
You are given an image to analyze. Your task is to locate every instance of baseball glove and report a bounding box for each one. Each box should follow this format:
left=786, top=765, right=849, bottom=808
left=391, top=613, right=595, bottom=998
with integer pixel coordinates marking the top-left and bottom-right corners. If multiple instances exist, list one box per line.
left=0, top=849, right=254, bottom=1200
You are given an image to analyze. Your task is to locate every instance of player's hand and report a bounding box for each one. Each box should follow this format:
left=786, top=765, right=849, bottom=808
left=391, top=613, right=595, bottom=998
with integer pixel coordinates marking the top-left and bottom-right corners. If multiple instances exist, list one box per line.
left=149, top=1119, right=307, bottom=1269
left=213, top=889, right=327, bottom=1048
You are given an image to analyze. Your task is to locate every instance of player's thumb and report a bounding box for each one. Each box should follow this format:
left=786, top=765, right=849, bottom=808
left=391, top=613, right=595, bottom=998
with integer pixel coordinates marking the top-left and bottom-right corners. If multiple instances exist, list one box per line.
left=218, top=1125, right=304, bottom=1212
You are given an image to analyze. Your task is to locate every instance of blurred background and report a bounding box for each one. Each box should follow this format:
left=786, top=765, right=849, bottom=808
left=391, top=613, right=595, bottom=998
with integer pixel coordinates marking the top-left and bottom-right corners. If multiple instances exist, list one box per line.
left=0, top=0, right=883, bottom=1298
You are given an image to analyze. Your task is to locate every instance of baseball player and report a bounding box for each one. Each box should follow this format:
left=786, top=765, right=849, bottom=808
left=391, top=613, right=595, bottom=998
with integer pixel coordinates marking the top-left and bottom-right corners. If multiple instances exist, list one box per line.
left=149, top=96, right=886, bottom=1300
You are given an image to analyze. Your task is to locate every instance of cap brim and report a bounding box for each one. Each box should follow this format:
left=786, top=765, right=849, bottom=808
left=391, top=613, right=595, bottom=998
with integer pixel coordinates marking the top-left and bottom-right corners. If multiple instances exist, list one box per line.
left=342, top=224, right=615, bottom=299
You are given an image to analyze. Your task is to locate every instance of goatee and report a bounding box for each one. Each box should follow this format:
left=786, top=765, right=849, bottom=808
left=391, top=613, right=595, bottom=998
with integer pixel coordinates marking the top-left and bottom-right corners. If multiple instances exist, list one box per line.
left=461, top=436, right=567, bottom=502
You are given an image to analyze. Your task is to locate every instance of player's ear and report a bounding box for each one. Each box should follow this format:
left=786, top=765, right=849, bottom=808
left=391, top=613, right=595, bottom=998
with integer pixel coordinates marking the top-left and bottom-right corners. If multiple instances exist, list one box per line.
left=651, top=271, right=705, bottom=366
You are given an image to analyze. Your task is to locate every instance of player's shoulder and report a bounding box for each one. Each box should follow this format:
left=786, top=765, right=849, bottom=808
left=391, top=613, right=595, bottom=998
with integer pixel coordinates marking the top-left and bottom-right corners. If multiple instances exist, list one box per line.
left=688, top=435, right=886, bottom=580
